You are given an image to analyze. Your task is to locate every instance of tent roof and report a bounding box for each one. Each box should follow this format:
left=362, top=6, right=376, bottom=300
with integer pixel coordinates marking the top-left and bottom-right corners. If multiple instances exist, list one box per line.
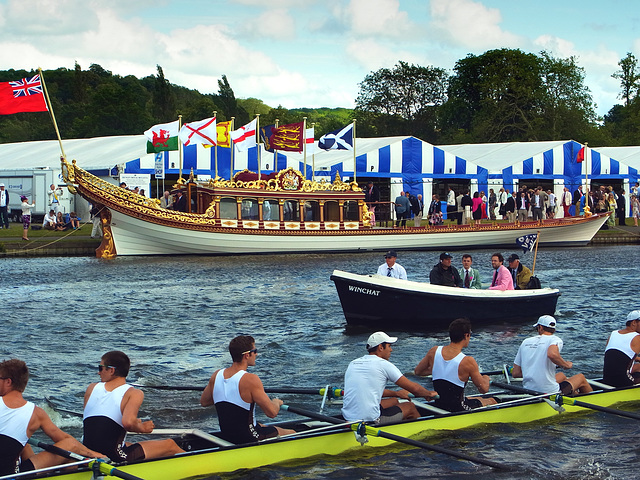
left=0, top=135, right=147, bottom=171
left=593, top=146, right=640, bottom=170
left=437, top=140, right=570, bottom=172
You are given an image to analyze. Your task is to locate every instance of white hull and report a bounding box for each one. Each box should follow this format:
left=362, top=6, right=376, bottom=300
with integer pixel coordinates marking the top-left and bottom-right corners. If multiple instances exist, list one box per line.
left=109, top=210, right=609, bottom=256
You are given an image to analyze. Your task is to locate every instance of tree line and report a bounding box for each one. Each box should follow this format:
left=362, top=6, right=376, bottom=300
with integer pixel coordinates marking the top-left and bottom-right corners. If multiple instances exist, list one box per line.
left=1, top=48, right=639, bottom=146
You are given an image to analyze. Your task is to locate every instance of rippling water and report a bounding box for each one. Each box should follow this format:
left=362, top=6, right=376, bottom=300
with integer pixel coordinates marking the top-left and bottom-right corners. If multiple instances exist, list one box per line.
left=2, top=245, right=639, bottom=479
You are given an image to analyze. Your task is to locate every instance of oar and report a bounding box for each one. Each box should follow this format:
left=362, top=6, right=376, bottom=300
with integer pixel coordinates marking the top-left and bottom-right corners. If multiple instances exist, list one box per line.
left=281, top=404, right=508, bottom=470
left=132, top=384, right=344, bottom=396
left=550, top=394, right=640, bottom=421
left=27, top=439, right=144, bottom=480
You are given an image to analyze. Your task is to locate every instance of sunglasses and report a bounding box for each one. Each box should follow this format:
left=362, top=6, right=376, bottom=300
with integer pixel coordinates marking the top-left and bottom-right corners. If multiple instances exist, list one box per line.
left=241, top=348, right=258, bottom=355
left=98, top=364, right=115, bottom=372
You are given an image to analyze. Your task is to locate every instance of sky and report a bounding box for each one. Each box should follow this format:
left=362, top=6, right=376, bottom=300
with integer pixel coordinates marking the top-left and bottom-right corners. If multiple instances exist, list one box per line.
left=0, top=0, right=639, bottom=119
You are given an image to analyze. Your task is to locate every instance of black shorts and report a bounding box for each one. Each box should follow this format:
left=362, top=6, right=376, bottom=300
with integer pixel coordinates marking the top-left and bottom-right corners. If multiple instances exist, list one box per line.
left=559, top=381, right=573, bottom=395
left=113, top=442, right=145, bottom=462
left=376, top=405, right=403, bottom=425
left=254, top=424, right=278, bottom=440
left=463, top=397, right=483, bottom=409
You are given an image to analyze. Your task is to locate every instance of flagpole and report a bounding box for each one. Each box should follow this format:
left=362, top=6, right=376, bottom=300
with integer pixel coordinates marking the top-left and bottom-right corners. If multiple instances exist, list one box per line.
left=311, top=122, right=316, bottom=182
left=584, top=142, right=589, bottom=215
left=230, top=117, right=235, bottom=179
left=213, top=110, right=218, bottom=179
left=274, top=118, right=279, bottom=173
left=531, top=231, right=540, bottom=276
left=352, top=119, right=357, bottom=184
left=256, top=114, right=261, bottom=180
left=178, top=114, right=183, bottom=180
left=38, top=68, right=66, bottom=160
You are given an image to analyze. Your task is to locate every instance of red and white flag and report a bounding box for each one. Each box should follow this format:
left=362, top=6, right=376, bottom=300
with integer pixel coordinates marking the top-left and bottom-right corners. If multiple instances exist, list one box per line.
left=179, top=117, right=217, bottom=146
left=305, top=127, right=317, bottom=154
left=0, top=75, right=48, bottom=115
left=230, top=118, right=257, bottom=152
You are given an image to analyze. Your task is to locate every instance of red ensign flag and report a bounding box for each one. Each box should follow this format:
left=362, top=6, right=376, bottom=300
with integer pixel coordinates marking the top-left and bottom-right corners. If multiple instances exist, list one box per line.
left=0, top=75, right=48, bottom=115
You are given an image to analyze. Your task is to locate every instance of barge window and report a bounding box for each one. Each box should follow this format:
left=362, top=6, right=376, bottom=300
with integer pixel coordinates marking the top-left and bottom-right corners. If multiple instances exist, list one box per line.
left=324, top=201, right=340, bottom=221
left=220, top=197, right=238, bottom=219
left=241, top=198, right=259, bottom=220
left=283, top=200, right=299, bottom=221
left=344, top=200, right=359, bottom=221
left=304, top=201, right=320, bottom=221
left=263, top=199, right=279, bottom=221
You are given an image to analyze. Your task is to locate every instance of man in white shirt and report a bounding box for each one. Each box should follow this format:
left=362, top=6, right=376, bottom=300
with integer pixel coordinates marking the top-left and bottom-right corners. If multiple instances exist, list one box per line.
left=42, top=210, right=56, bottom=230
left=446, top=187, right=456, bottom=222
left=342, top=332, right=437, bottom=424
left=47, top=184, right=62, bottom=214
left=512, top=316, right=592, bottom=395
left=546, top=190, right=556, bottom=218
left=376, top=250, right=407, bottom=280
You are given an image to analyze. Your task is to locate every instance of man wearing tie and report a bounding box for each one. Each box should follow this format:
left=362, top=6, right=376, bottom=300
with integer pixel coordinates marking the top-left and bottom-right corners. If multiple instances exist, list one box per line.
left=488, top=253, right=514, bottom=290
left=460, top=254, right=482, bottom=289
left=376, top=250, right=407, bottom=280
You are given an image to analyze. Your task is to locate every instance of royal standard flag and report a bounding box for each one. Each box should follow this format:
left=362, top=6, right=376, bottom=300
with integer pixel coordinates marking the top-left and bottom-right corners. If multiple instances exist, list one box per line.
left=144, top=121, right=179, bottom=153
left=270, top=122, right=304, bottom=152
left=216, top=121, right=232, bottom=148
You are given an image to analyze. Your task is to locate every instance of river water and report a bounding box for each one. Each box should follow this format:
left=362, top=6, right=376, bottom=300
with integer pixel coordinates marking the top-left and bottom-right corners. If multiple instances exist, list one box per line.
left=2, top=245, right=639, bottom=479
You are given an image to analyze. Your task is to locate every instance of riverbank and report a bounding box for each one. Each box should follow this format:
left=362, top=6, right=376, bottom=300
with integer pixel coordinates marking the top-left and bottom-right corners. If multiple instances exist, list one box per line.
left=0, top=222, right=638, bottom=257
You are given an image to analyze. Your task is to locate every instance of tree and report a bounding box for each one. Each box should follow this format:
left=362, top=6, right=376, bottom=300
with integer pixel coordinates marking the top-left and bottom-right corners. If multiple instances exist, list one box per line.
left=152, top=65, right=176, bottom=122
left=355, top=61, right=448, bottom=142
left=612, top=52, right=640, bottom=106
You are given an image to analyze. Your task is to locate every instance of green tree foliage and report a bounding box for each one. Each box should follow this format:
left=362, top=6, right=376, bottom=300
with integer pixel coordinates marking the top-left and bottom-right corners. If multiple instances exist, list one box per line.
left=441, top=48, right=597, bottom=143
left=611, top=52, right=640, bottom=106
left=354, top=61, right=448, bottom=142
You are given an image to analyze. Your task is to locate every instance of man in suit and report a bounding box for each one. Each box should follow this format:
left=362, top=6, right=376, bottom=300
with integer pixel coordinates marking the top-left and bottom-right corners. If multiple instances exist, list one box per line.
left=573, top=185, right=583, bottom=215
left=413, top=194, right=424, bottom=227
left=173, top=191, right=187, bottom=212
left=617, top=190, right=627, bottom=226
left=561, top=187, right=572, bottom=217
left=460, top=254, right=481, bottom=289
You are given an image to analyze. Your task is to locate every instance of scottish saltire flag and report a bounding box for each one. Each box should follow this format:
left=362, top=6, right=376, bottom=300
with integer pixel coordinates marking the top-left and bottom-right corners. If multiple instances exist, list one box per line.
left=318, top=123, right=353, bottom=151
left=0, top=75, right=48, bottom=115
left=516, top=233, right=538, bottom=253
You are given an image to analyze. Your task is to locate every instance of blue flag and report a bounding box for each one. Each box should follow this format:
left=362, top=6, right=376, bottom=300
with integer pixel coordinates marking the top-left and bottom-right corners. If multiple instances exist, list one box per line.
left=318, top=123, right=353, bottom=151
left=516, top=233, right=538, bottom=253
left=260, top=124, right=276, bottom=152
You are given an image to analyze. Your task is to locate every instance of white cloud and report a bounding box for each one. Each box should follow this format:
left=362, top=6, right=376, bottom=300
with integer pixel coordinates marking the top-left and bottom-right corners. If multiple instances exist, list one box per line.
left=346, top=39, right=421, bottom=72
left=240, top=9, right=297, bottom=40
left=1, top=0, right=99, bottom=35
left=345, top=0, right=417, bottom=38
left=428, top=0, right=521, bottom=49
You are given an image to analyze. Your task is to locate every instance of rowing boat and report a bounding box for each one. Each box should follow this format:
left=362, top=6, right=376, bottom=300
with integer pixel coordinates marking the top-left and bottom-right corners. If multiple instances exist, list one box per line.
left=331, top=270, right=561, bottom=330
left=11, top=381, right=640, bottom=480
left=60, top=159, right=610, bottom=258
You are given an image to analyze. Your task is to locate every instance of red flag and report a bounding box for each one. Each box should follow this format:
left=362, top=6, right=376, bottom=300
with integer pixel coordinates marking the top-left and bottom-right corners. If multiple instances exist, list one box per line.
left=576, top=147, right=585, bottom=163
left=0, top=75, right=48, bottom=115
left=270, top=121, right=304, bottom=152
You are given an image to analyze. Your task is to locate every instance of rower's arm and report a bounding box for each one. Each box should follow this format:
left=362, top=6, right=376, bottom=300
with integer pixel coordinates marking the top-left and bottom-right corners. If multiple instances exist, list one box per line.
left=463, top=357, right=490, bottom=394
left=245, top=374, right=282, bottom=418
left=395, top=375, right=437, bottom=400
left=414, top=347, right=436, bottom=376
left=511, top=364, right=523, bottom=378
left=547, top=345, right=572, bottom=369
left=200, top=369, right=219, bottom=407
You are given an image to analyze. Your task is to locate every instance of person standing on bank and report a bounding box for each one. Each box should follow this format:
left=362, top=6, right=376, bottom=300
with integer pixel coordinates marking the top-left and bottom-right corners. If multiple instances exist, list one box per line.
left=412, top=194, right=424, bottom=227
left=83, top=351, right=184, bottom=462
left=447, top=187, right=456, bottom=222
left=603, top=310, right=640, bottom=387
left=394, top=191, right=410, bottom=228
left=0, top=183, right=9, bottom=229
left=430, top=252, right=462, bottom=287
left=201, top=336, right=295, bottom=444
left=616, top=190, right=627, bottom=226
left=342, top=332, right=438, bottom=424
left=20, top=195, right=35, bottom=241
left=376, top=250, right=407, bottom=280
left=512, top=316, right=593, bottom=395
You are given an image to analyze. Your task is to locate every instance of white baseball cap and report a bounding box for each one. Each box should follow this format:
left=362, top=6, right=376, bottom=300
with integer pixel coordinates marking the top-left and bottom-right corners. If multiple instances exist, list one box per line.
left=366, top=331, right=398, bottom=349
left=627, top=310, right=640, bottom=322
left=533, top=315, right=557, bottom=328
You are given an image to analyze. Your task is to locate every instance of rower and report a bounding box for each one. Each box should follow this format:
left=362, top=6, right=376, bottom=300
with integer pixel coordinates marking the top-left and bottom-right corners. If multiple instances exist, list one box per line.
left=603, top=310, right=640, bottom=387
left=512, top=316, right=592, bottom=395
left=83, top=351, right=185, bottom=462
left=415, top=318, right=497, bottom=412
left=341, top=332, right=438, bottom=425
left=0, top=359, right=102, bottom=476
left=200, top=335, right=295, bottom=444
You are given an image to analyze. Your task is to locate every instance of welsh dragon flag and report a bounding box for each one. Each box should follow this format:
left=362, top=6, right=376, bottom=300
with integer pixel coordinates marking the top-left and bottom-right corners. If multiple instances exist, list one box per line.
left=144, top=121, right=179, bottom=153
